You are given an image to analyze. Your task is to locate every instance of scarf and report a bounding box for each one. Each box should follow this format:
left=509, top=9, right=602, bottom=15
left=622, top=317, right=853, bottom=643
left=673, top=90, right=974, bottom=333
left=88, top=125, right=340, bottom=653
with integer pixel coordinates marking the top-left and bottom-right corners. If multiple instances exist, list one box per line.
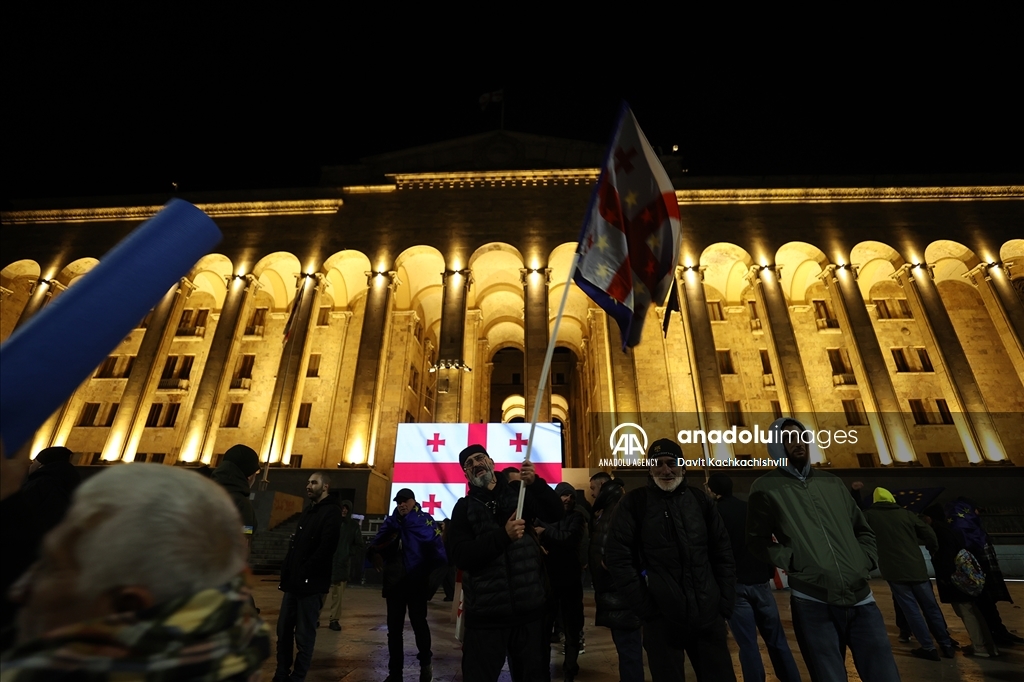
left=1, top=575, right=269, bottom=681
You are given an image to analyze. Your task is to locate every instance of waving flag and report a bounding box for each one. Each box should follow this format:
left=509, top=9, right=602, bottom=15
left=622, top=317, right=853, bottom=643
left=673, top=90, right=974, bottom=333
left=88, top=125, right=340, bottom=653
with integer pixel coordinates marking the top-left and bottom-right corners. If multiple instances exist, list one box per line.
left=389, top=422, right=563, bottom=519
left=574, top=104, right=681, bottom=349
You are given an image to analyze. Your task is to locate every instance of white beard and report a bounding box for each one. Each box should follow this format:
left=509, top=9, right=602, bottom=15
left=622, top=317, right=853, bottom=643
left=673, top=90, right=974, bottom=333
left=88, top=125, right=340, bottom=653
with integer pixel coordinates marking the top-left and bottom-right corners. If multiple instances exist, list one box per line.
left=654, top=474, right=683, bottom=492
left=470, top=469, right=494, bottom=488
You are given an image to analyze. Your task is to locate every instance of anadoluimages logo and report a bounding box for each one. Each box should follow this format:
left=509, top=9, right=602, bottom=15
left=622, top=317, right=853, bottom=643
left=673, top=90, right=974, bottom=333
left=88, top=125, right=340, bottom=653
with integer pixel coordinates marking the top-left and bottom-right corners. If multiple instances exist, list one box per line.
left=609, top=423, right=649, bottom=458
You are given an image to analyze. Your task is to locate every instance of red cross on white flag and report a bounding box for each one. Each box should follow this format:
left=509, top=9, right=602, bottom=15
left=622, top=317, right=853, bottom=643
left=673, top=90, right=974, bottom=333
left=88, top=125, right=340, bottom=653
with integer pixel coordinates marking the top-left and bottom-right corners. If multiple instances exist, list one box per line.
left=390, top=422, right=563, bottom=519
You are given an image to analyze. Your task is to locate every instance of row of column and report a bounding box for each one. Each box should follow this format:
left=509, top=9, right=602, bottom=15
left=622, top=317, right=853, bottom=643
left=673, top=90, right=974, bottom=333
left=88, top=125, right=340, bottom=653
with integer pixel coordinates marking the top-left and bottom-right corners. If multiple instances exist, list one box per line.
left=675, top=261, right=1022, bottom=464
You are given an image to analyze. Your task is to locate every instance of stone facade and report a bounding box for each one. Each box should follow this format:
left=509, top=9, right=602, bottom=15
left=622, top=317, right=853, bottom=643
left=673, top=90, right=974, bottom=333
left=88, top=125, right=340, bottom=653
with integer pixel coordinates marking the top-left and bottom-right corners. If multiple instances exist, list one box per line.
left=2, top=137, right=1021, bottom=512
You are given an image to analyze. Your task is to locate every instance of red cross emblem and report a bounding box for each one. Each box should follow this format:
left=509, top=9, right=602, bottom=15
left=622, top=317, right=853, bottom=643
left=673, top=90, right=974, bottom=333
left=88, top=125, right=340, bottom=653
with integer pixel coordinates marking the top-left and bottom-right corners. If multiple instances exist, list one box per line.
left=510, top=433, right=529, bottom=453
left=422, top=493, right=442, bottom=515
left=426, top=433, right=445, bottom=452
left=614, top=147, right=637, bottom=173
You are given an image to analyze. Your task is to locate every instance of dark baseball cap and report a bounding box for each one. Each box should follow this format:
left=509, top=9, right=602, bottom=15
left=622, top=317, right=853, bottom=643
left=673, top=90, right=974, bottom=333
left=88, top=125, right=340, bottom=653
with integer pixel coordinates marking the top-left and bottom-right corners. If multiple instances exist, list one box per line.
left=393, top=488, right=415, bottom=502
left=649, top=438, right=683, bottom=460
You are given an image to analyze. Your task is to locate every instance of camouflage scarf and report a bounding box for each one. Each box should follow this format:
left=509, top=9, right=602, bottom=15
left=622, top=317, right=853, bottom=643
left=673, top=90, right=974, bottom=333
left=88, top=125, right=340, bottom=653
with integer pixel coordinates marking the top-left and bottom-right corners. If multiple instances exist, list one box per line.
left=1, top=575, right=269, bottom=681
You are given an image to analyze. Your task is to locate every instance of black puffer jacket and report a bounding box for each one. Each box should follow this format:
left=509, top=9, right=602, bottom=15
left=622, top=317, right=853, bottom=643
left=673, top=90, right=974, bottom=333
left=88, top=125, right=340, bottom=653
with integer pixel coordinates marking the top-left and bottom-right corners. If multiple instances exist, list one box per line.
left=211, top=459, right=256, bottom=533
left=448, top=473, right=563, bottom=629
left=589, top=481, right=640, bottom=631
left=280, top=494, right=342, bottom=595
left=606, top=478, right=735, bottom=631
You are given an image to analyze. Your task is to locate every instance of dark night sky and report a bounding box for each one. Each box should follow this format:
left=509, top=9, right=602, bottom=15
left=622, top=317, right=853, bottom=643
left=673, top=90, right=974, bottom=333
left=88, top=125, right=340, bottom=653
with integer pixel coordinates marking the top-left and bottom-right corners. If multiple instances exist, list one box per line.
left=3, top=11, right=1021, bottom=203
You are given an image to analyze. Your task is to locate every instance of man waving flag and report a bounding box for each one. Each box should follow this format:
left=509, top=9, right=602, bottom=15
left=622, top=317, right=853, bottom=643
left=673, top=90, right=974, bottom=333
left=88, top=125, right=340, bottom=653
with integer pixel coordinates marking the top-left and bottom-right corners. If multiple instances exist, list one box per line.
left=574, top=104, right=681, bottom=349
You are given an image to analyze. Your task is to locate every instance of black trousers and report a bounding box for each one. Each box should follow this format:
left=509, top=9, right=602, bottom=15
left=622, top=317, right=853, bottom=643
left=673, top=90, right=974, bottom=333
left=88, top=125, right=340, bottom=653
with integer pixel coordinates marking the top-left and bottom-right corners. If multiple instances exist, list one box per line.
left=462, top=617, right=547, bottom=682
left=386, top=579, right=432, bottom=675
left=544, top=577, right=584, bottom=677
left=642, top=616, right=736, bottom=682
left=275, top=592, right=322, bottom=682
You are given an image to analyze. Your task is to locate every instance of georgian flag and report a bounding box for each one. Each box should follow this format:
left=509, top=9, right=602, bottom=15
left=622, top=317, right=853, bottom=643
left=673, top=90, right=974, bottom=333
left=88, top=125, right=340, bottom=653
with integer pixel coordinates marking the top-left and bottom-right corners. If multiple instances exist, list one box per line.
left=389, top=422, right=563, bottom=520
left=574, top=104, right=680, bottom=350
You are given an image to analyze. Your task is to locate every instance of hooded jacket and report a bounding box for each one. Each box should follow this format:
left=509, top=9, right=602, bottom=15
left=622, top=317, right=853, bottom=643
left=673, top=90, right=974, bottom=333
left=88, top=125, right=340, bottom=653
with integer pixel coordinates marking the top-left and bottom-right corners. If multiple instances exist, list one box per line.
left=280, top=494, right=342, bottom=595
left=922, top=504, right=972, bottom=604
left=211, top=459, right=257, bottom=534
left=331, top=499, right=365, bottom=584
left=448, top=471, right=563, bottom=629
left=589, top=480, right=641, bottom=631
left=605, top=477, right=735, bottom=631
left=747, top=418, right=877, bottom=606
left=368, top=501, right=446, bottom=597
left=864, top=488, right=937, bottom=583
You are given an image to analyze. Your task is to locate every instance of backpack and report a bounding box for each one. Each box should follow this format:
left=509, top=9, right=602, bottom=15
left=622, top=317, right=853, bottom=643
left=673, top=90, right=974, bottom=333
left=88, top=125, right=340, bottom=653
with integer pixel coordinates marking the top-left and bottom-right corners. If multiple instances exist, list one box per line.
left=951, top=548, right=985, bottom=597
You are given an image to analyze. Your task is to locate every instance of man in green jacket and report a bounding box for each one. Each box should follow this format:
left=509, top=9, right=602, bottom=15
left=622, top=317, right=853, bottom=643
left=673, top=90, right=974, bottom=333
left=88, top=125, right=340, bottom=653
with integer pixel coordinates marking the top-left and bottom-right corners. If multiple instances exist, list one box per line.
left=323, top=498, right=365, bottom=631
left=747, top=418, right=900, bottom=682
left=865, top=487, right=954, bottom=660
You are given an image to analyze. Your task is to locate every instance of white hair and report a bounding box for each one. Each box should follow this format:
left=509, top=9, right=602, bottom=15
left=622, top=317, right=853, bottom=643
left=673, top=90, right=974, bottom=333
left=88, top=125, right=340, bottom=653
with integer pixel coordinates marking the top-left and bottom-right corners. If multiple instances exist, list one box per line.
left=64, top=464, right=247, bottom=604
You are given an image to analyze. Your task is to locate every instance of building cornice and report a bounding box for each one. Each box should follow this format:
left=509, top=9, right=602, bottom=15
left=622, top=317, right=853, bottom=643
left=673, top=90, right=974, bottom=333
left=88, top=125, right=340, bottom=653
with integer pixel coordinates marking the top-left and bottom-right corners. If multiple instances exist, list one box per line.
left=388, top=169, right=601, bottom=189
left=673, top=185, right=1023, bottom=205
left=1, top=199, right=345, bottom=225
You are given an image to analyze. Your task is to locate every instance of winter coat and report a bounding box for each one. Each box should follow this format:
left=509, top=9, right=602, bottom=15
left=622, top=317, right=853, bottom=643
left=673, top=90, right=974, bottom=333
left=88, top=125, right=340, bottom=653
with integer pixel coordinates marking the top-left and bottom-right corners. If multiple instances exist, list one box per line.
left=538, top=501, right=588, bottom=587
left=331, top=500, right=365, bottom=584
left=947, top=500, right=1012, bottom=603
left=924, top=513, right=972, bottom=604
left=211, top=459, right=257, bottom=534
left=747, top=466, right=877, bottom=606
left=448, top=472, right=563, bottom=629
left=368, top=502, right=446, bottom=598
left=589, top=482, right=640, bottom=631
left=279, top=494, right=342, bottom=595
left=715, top=494, right=775, bottom=586
left=864, top=502, right=937, bottom=583
left=605, top=478, right=735, bottom=632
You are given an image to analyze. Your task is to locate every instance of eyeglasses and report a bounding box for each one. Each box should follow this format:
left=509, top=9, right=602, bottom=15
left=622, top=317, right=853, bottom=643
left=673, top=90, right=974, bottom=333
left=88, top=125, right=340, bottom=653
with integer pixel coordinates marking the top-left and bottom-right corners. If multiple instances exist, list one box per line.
left=463, top=454, right=489, bottom=470
left=650, top=458, right=682, bottom=470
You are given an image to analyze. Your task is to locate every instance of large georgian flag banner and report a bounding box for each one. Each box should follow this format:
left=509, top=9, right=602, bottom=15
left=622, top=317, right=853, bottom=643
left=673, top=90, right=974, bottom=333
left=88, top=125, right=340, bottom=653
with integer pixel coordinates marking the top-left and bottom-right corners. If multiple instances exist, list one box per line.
left=390, top=422, right=563, bottom=519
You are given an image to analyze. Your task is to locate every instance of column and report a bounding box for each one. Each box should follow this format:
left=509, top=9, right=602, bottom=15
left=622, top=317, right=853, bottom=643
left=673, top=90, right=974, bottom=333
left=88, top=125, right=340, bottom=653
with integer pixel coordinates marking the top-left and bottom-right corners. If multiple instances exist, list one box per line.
left=337, top=271, right=397, bottom=467
left=458, top=309, right=484, bottom=423
left=522, top=267, right=551, bottom=422
left=96, top=280, right=191, bottom=461
left=13, top=278, right=61, bottom=330
left=434, top=269, right=472, bottom=422
left=677, top=266, right=732, bottom=457
left=177, top=274, right=251, bottom=463
left=966, top=263, right=1024, bottom=381
left=259, top=273, right=321, bottom=466
left=895, top=265, right=1008, bottom=462
left=820, top=265, right=916, bottom=465
left=748, top=265, right=824, bottom=461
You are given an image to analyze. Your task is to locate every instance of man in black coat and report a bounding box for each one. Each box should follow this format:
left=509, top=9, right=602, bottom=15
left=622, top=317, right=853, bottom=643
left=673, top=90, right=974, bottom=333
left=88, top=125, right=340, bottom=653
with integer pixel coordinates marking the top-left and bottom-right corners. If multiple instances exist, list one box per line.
left=447, top=444, right=563, bottom=682
left=606, top=439, right=736, bottom=682
left=0, top=446, right=81, bottom=641
left=707, top=473, right=800, bottom=682
left=212, top=444, right=261, bottom=542
left=537, top=482, right=589, bottom=682
left=273, top=471, right=342, bottom=682
left=590, top=477, right=643, bottom=682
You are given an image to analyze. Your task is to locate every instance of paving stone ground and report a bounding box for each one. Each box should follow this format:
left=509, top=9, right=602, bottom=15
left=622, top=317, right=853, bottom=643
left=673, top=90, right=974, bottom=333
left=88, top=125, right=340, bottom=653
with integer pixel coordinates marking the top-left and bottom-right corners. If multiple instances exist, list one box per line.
left=252, top=578, right=1023, bottom=682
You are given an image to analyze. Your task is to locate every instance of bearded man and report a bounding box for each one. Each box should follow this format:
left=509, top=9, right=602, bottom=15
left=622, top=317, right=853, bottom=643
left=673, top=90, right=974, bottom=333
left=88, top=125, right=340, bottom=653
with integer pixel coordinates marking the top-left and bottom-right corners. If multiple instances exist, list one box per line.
left=447, top=444, right=563, bottom=682
left=605, top=438, right=736, bottom=682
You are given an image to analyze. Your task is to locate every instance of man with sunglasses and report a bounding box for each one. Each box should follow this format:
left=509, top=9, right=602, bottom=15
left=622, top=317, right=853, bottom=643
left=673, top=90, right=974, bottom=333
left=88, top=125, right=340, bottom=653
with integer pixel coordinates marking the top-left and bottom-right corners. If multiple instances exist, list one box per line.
left=605, top=438, right=736, bottom=682
left=447, top=444, right=563, bottom=682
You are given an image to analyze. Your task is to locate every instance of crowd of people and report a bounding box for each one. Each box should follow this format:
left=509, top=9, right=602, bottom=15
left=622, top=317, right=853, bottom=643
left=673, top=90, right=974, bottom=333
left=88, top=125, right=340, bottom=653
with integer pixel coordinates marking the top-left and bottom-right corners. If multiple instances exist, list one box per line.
left=0, top=416, right=1020, bottom=681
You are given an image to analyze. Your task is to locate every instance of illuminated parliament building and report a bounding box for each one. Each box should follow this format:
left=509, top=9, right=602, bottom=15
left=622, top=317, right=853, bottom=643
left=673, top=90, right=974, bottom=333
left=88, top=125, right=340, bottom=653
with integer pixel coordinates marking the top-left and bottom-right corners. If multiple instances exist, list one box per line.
left=2, top=132, right=1022, bottom=512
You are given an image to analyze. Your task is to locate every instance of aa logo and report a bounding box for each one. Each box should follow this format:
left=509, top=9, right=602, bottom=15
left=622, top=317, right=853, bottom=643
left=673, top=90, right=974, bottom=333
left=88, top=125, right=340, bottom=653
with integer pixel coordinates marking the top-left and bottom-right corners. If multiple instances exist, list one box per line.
left=609, top=423, right=649, bottom=457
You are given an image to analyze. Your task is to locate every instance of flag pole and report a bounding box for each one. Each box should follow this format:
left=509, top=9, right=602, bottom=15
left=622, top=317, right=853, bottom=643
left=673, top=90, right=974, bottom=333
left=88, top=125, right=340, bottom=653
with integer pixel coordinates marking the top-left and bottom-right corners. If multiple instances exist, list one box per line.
left=515, top=250, right=582, bottom=520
